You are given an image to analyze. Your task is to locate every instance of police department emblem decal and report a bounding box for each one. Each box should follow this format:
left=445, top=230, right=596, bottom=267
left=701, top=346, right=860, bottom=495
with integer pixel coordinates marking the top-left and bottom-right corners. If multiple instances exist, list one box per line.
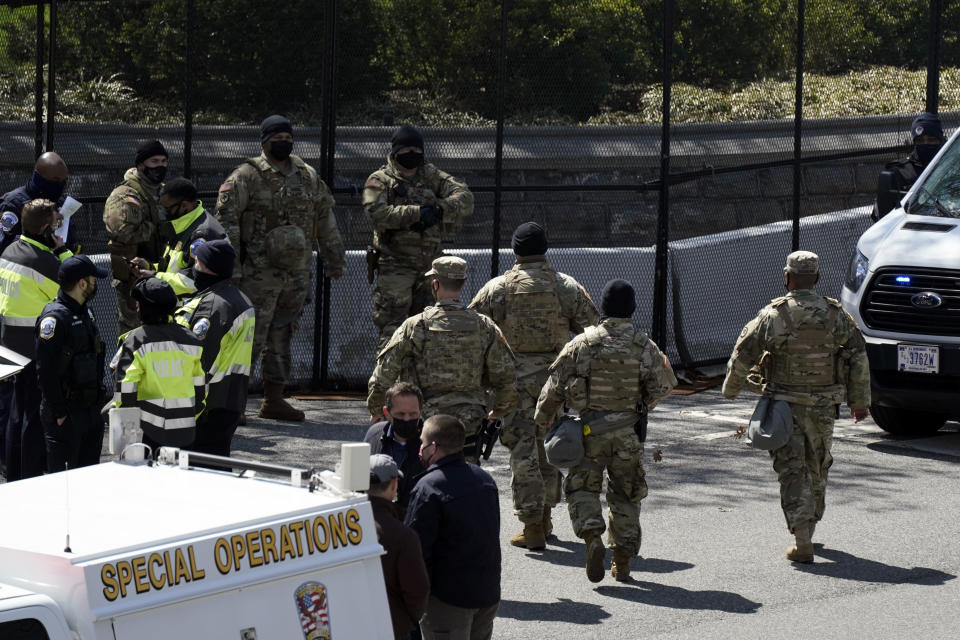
left=39, top=316, right=57, bottom=340
left=109, top=346, right=123, bottom=370
left=190, top=238, right=206, bottom=257
left=192, top=318, right=211, bottom=340
left=0, top=211, right=18, bottom=233
left=294, top=581, right=332, bottom=639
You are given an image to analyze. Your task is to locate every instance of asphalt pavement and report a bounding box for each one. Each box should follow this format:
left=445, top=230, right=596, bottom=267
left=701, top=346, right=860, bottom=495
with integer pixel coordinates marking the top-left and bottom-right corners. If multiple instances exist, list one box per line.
left=204, top=388, right=960, bottom=639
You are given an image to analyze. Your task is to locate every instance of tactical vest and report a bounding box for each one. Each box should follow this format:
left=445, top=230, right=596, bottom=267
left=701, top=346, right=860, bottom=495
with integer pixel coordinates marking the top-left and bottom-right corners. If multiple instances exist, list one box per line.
left=415, top=305, right=486, bottom=394
left=120, top=172, right=165, bottom=262
left=580, top=324, right=646, bottom=412
left=244, top=155, right=316, bottom=270
left=374, top=164, right=443, bottom=260
left=767, top=297, right=839, bottom=386
left=501, top=265, right=567, bottom=354
left=48, top=303, right=105, bottom=406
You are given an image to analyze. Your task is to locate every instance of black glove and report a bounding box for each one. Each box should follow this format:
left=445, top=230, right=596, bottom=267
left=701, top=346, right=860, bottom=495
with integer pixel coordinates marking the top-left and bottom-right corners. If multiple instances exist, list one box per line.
left=418, top=204, right=443, bottom=229
left=392, top=182, right=408, bottom=199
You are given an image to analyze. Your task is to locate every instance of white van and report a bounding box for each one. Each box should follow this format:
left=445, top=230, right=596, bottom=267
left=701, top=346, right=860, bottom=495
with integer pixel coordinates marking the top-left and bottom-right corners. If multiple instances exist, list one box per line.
left=841, top=127, right=960, bottom=435
left=0, top=448, right=392, bottom=639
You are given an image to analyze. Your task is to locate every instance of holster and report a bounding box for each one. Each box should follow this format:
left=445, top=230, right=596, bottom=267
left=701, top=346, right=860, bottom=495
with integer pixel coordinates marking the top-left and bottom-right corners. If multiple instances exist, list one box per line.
left=366, top=245, right=380, bottom=284
left=633, top=402, right=648, bottom=442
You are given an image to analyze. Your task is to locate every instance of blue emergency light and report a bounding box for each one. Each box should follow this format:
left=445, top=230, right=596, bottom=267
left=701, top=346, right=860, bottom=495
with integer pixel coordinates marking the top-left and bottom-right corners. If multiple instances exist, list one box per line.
left=895, top=276, right=912, bottom=285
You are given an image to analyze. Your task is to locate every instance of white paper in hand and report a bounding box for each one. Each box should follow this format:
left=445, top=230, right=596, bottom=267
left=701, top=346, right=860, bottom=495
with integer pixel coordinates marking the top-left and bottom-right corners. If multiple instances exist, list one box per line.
left=55, top=196, right=82, bottom=242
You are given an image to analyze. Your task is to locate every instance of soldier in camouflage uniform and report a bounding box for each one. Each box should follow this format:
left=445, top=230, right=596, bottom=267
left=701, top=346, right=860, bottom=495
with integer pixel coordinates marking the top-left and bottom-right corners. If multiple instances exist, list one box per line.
left=535, top=280, right=677, bottom=583
left=469, top=222, right=598, bottom=550
left=103, top=140, right=169, bottom=334
left=363, top=125, right=474, bottom=349
left=216, top=115, right=346, bottom=421
left=367, top=256, right=516, bottom=464
left=723, top=251, right=870, bottom=563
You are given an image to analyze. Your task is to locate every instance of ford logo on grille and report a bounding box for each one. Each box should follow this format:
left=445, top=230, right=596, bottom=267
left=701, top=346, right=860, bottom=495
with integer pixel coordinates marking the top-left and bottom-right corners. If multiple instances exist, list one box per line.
left=911, top=291, right=943, bottom=308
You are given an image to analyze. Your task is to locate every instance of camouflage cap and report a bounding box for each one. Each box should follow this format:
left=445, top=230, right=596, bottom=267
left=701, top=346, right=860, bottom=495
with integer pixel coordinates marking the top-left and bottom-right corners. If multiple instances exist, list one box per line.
left=425, top=255, right=467, bottom=279
left=784, top=250, right=819, bottom=275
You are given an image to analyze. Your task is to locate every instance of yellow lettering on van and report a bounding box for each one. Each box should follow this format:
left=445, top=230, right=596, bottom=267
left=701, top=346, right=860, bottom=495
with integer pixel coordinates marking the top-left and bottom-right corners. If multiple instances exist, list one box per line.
left=148, top=553, right=166, bottom=590
left=346, top=508, right=363, bottom=545
left=302, top=519, right=315, bottom=554
left=164, top=550, right=174, bottom=586
left=261, top=527, right=278, bottom=564
left=289, top=521, right=305, bottom=556
left=279, top=524, right=296, bottom=560
left=329, top=512, right=348, bottom=549
left=116, top=561, right=133, bottom=598
left=246, top=530, right=264, bottom=567
left=312, top=515, right=330, bottom=552
left=174, top=547, right=191, bottom=584
left=131, top=556, right=150, bottom=594
left=214, top=537, right=232, bottom=575
left=231, top=535, right=247, bottom=571
left=188, top=546, right=205, bottom=580
left=101, top=564, right=119, bottom=601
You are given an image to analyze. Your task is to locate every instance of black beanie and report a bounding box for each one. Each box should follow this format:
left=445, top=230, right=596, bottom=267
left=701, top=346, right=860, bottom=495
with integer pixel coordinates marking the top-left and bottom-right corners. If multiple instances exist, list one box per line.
left=193, top=238, right=236, bottom=279
left=260, top=114, right=293, bottom=144
left=911, top=112, right=944, bottom=142
left=391, top=125, right=424, bottom=154
left=135, top=140, right=168, bottom=165
left=511, top=222, right=548, bottom=257
left=600, top=279, right=636, bottom=319
left=131, top=277, right=178, bottom=313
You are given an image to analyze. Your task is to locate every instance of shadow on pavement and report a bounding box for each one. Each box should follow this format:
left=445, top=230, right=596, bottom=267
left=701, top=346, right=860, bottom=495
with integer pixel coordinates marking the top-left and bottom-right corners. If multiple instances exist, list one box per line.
left=497, top=598, right=611, bottom=624
left=526, top=539, right=695, bottom=575
left=866, top=440, right=960, bottom=463
left=795, top=545, right=957, bottom=585
left=595, top=582, right=761, bottom=613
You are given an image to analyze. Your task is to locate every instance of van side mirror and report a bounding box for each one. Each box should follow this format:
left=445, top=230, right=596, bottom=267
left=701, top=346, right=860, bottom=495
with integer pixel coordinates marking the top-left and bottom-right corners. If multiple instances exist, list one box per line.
left=875, top=170, right=900, bottom=219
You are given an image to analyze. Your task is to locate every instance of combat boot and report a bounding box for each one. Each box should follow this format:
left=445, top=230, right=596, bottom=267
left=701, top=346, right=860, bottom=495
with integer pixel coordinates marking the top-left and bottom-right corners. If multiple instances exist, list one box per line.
left=611, top=549, right=632, bottom=582
left=509, top=522, right=546, bottom=550
left=584, top=532, right=606, bottom=583
left=786, top=524, right=814, bottom=563
left=258, top=381, right=305, bottom=422
left=542, top=506, right=554, bottom=539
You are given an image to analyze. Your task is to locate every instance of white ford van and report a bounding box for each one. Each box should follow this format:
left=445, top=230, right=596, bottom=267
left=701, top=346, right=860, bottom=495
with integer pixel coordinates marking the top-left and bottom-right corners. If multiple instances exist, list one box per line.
left=841, top=127, right=959, bottom=435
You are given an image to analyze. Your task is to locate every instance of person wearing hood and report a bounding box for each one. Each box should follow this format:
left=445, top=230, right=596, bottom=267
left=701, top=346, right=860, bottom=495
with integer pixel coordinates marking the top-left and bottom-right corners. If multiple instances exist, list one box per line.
left=362, top=125, right=475, bottom=350
left=875, top=112, right=947, bottom=219
left=103, top=139, right=171, bottom=334
left=175, top=239, right=254, bottom=458
left=535, top=279, right=677, bottom=584
left=216, top=115, right=346, bottom=422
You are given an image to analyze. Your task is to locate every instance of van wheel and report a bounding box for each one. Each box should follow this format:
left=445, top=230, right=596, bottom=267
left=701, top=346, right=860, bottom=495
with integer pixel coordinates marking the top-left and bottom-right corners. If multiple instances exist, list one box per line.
left=870, top=404, right=946, bottom=436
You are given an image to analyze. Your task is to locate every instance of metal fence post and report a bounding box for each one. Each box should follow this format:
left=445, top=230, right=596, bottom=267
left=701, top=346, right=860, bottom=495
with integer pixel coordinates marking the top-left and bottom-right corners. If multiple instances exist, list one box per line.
left=926, top=0, right=942, bottom=114
left=652, top=0, right=674, bottom=348
left=315, top=0, right=338, bottom=389
left=184, top=0, right=195, bottom=178
left=492, top=0, right=509, bottom=279
left=792, top=0, right=805, bottom=252
left=45, top=0, right=57, bottom=152
left=34, top=1, right=45, bottom=158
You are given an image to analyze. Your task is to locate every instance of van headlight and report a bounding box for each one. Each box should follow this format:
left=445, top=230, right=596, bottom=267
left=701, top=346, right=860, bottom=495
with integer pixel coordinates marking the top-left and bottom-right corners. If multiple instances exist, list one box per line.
left=844, top=250, right=869, bottom=292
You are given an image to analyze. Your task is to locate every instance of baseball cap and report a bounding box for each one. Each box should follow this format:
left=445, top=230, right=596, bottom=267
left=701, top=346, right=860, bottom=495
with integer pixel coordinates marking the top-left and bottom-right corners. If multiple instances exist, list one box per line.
left=58, top=255, right=109, bottom=284
left=369, top=454, right=403, bottom=483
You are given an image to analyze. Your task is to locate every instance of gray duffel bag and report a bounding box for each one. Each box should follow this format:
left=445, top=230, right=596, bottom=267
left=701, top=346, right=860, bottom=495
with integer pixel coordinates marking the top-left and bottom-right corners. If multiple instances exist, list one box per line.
left=745, top=397, right=793, bottom=450
left=544, top=415, right=585, bottom=469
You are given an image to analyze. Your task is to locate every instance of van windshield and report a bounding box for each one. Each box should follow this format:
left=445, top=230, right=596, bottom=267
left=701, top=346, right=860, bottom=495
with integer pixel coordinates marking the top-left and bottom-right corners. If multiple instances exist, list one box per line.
left=907, top=141, right=960, bottom=217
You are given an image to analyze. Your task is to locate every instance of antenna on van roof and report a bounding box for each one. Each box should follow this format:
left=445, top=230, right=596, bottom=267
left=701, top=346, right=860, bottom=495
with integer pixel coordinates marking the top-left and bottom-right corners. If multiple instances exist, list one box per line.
left=64, top=462, right=72, bottom=553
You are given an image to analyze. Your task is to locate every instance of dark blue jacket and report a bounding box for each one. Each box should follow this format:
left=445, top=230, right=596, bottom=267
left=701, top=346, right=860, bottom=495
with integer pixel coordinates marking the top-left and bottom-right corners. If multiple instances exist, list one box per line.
left=364, top=420, right=423, bottom=511
left=0, top=185, right=80, bottom=255
left=403, top=452, right=500, bottom=609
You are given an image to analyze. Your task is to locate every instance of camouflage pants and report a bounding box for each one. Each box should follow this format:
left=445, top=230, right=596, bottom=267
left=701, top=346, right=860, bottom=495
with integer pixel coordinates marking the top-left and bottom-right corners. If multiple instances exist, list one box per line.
left=424, top=401, right=486, bottom=465
left=769, top=403, right=835, bottom=533
left=564, top=427, right=647, bottom=557
left=114, top=281, right=140, bottom=336
left=240, top=264, right=309, bottom=385
left=501, top=375, right=561, bottom=524
left=372, top=257, right=436, bottom=350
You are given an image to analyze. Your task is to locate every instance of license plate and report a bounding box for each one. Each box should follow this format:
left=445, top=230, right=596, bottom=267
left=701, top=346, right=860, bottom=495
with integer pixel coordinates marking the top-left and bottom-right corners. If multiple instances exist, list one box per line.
left=897, top=344, right=940, bottom=374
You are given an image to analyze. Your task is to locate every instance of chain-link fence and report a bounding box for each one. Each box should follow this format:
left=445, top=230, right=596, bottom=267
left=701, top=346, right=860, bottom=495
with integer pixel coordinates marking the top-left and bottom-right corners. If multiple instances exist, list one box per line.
left=0, top=0, right=956, bottom=389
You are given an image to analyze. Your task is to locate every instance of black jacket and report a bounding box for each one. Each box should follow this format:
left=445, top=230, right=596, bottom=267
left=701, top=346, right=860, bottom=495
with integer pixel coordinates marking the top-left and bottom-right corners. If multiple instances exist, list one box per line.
left=403, top=452, right=500, bottom=609
left=364, top=420, right=422, bottom=510
left=370, top=496, right=429, bottom=635
left=0, top=185, right=80, bottom=255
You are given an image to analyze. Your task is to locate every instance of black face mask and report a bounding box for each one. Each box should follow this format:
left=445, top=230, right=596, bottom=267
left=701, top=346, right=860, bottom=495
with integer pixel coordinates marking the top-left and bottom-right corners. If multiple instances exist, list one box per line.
left=83, top=280, right=98, bottom=302
left=40, top=227, right=57, bottom=248
left=916, top=143, right=941, bottom=166
left=391, top=416, right=422, bottom=440
left=28, top=171, right=66, bottom=202
left=142, top=165, right=167, bottom=185
left=270, top=140, right=294, bottom=161
left=193, top=270, right=222, bottom=292
left=395, top=151, right=424, bottom=170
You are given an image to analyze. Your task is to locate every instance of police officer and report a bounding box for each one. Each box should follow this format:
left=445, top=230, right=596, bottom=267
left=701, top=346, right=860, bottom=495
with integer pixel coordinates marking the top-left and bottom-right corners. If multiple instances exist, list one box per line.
left=175, top=239, right=254, bottom=457
left=130, top=177, right=226, bottom=296
left=469, top=222, right=598, bottom=550
left=103, top=140, right=170, bottom=334
left=875, top=112, right=946, bottom=219
left=110, top=277, right=205, bottom=453
left=535, top=280, right=677, bottom=583
left=363, top=125, right=475, bottom=349
left=0, top=199, right=74, bottom=481
left=722, top=251, right=871, bottom=563
left=367, top=256, right=517, bottom=465
left=0, top=151, right=80, bottom=255
left=216, top=115, right=346, bottom=421
left=36, top=255, right=109, bottom=473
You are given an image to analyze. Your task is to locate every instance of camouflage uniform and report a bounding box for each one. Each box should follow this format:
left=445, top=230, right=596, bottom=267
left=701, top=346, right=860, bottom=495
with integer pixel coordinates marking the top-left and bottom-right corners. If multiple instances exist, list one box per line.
left=103, top=168, right=166, bottom=334
left=535, top=318, right=677, bottom=557
left=367, top=260, right=516, bottom=465
left=469, top=257, right=598, bottom=526
left=215, top=152, right=346, bottom=385
left=723, top=285, right=870, bottom=534
left=362, top=156, right=473, bottom=348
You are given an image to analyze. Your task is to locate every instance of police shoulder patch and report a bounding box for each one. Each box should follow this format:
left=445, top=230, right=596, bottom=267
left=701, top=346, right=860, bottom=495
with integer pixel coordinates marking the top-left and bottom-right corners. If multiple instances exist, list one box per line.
left=39, top=316, right=57, bottom=340
left=190, top=238, right=206, bottom=257
left=192, top=317, right=211, bottom=340
left=109, top=346, right=123, bottom=370
left=1, top=211, right=18, bottom=232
